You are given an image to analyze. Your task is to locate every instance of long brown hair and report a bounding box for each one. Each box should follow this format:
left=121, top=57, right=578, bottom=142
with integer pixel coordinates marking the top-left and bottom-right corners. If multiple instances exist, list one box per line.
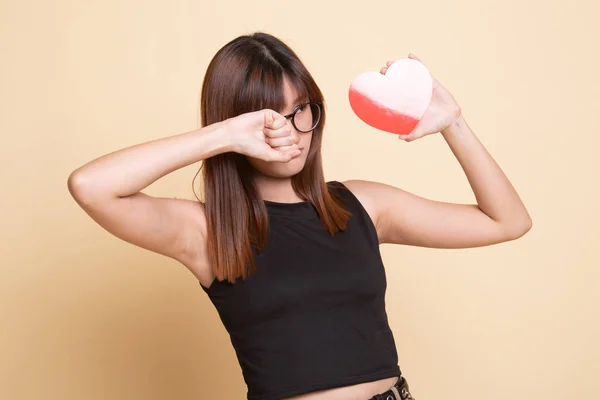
left=196, top=32, right=350, bottom=284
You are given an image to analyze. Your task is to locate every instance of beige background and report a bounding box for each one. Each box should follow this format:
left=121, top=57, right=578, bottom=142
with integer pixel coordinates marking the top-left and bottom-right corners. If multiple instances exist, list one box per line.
left=1, top=0, right=598, bottom=398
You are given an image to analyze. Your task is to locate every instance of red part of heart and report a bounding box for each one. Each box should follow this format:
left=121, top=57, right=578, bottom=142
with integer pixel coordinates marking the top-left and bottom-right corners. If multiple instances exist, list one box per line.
left=349, top=87, right=419, bottom=134
left=349, top=58, right=432, bottom=135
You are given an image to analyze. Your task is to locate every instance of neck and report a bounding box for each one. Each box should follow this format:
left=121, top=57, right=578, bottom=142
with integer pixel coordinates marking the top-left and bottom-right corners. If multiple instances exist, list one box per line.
left=253, top=174, right=303, bottom=203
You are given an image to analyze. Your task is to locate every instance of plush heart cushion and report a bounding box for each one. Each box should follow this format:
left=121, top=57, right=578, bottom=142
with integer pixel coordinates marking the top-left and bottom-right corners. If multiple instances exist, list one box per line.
left=349, top=58, right=432, bottom=135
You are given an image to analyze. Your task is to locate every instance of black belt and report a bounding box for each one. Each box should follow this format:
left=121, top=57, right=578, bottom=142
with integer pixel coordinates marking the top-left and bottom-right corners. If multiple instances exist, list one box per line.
left=369, top=375, right=415, bottom=400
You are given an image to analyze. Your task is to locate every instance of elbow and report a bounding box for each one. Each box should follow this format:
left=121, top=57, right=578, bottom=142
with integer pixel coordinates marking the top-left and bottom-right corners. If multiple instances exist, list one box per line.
left=518, top=217, right=533, bottom=237
left=68, top=170, right=120, bottom=208
left=67, top=171, right=83, bottom=198
left=525, top=216, right=533, bottom=233
left=506, top=215, right=533, bottom=240
left=67, top=170, right=96, bottom=205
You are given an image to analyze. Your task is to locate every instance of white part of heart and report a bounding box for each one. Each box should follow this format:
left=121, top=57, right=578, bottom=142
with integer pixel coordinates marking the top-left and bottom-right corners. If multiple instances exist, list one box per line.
left=350, top=58, right=433, bottom=119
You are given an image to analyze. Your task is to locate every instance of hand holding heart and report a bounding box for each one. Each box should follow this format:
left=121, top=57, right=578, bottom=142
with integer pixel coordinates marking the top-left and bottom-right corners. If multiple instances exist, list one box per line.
left=389, top=54, right=462, bottom=141
left=350, top=53, right=462, bottom=142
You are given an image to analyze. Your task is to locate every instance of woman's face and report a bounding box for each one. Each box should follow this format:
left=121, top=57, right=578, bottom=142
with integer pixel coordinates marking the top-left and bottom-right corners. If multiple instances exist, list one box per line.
left=246, top=78, right=314, bottom=179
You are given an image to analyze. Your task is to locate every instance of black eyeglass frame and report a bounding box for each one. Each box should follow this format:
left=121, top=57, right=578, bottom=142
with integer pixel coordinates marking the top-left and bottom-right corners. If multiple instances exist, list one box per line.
left=282, top=101, right=322, bottom=133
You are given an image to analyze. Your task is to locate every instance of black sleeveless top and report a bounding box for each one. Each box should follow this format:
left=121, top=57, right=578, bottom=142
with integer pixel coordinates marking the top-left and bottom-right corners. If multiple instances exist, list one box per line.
left=200, top=181, right=401, bottom=400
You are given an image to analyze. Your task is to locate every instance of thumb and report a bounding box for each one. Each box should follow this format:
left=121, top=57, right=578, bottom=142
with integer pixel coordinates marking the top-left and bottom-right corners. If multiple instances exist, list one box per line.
left=266, top=147, right=294, bottom=163
left=398, top=126, right=421, bottom=142
left=408, top=53, right=423, bottom=63
left=397, top=133, right=412, bottom=142
left=264, top=110, right=274, bottom=127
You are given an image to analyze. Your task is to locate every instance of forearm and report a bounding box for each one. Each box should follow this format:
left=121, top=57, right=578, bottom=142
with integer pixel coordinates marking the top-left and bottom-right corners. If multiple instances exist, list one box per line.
left=441, top=115, right=532, bottom=231
left=68, top=121, right=232, bottom=200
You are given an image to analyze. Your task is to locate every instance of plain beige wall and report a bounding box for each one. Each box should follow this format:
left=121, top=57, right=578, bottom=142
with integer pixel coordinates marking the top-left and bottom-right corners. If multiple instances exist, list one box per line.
left=1, top=0, right=598, bottom=398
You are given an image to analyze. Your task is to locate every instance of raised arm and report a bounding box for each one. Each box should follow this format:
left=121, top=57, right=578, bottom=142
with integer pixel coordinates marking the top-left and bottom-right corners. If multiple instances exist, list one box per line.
left=67, top=122, right=230, bottom=276
left=344, top=54, right=532, bottom=249
left=67, top=108, right=302, bottom=284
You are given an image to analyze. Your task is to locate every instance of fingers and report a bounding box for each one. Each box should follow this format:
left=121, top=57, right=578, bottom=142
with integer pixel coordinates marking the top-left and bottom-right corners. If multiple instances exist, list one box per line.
left=380, top=60, right=394, bottom=75
left=264, top=111, right=290, bottom=137
left=408, top=53, right=423, bottom=63
left=381, top=55, right=424, bottom=75
left=275, top=143, right=300, bottom=152
left=263, top=110, right=300, bottom=149
left=264, top=110, right=287, bottom=130
left=264, top=121, right=300, bottom=147
left=264, top=122, right=292, bottom=138
left=267, top=145, right=301, bottom=163
left=266, top=135, right=298, bottom=147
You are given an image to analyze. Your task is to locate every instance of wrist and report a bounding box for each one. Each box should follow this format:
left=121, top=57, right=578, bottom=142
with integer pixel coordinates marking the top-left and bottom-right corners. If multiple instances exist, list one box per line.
left=200, top=119, right=236, bottom=155
left=441, top=114, right=466, bottom=137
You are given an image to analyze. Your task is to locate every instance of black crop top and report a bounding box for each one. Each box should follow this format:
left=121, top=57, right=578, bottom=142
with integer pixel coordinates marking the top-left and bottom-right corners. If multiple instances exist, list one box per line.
left=200, top=181, right=401, bottom=399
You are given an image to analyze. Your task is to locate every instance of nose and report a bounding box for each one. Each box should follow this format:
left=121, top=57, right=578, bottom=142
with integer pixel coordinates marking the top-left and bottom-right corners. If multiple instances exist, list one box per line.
left=287, top=121, right=301, bottom=145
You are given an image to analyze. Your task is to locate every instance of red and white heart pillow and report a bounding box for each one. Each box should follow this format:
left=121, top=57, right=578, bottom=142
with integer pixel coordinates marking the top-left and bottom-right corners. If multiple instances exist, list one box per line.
left=349, top=58, right=432, bottom=135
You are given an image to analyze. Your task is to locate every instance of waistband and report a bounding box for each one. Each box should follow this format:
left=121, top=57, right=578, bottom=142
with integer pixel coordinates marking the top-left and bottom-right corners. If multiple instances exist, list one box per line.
left=369, top=375, right=415, bottom=400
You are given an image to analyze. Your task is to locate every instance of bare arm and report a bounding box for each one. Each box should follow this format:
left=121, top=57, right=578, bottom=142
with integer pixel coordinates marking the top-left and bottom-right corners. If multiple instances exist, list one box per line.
left=67, top=121, right=231, bottom=275
left=345, top=55, right=532, bottom=249
left=345, top=116, right=532, bottom=249
left=67, top=109, right=301, bottom=284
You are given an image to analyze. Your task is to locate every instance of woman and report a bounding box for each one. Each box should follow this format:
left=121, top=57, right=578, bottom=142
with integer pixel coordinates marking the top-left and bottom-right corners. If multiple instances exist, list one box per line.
left=68, top=32, right=532, bottom=400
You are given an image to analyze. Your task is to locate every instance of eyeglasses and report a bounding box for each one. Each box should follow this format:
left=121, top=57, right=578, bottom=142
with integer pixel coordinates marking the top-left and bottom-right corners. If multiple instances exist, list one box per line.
left=283, top=102, right=322, bottom=133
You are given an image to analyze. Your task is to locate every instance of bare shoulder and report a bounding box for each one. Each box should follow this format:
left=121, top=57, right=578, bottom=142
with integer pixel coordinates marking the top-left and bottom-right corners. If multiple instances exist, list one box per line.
left=339, top=179, right=381, bottom=207
left=341, top=179, right=525, bottom=248
left=340, top=179, right=425, bottom=245
left=339, top=179, right=386, bottom=236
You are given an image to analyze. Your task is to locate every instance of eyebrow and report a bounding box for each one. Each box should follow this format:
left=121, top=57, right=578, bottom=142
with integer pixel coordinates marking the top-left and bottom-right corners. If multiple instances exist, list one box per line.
left=292, top=95, right=309, bottom=105
left=286, top=96, right=308, bottom=111
left=282, top=95, right=309, bottom=116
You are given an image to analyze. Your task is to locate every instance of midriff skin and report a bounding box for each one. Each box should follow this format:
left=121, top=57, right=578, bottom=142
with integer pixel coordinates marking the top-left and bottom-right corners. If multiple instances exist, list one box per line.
left=283, top=376, right=399, bottom=400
